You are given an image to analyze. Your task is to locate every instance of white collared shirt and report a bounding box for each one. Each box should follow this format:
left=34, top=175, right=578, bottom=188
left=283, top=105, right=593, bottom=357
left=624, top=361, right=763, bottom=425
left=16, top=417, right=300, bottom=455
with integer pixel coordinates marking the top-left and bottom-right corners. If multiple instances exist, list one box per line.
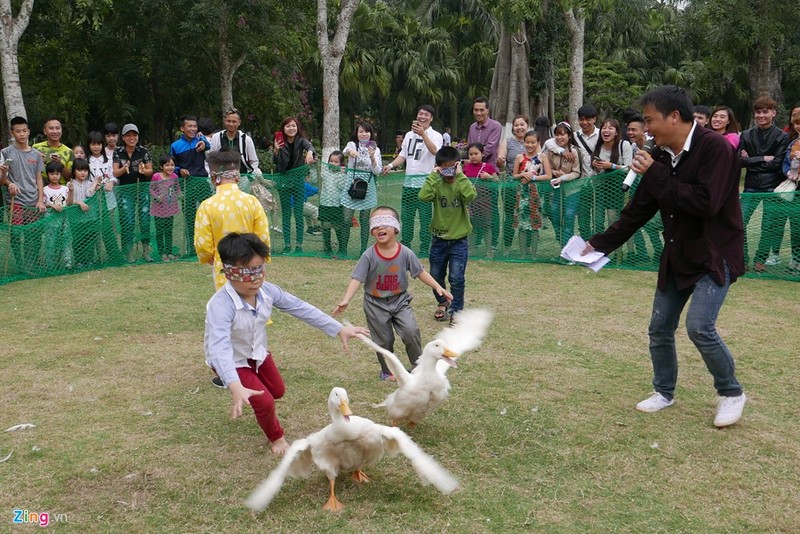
left=575, top=126, right=599, bottom=176
left=662, top=121, right=697, bottom=168
left=204, top=281, right=343, bottom=386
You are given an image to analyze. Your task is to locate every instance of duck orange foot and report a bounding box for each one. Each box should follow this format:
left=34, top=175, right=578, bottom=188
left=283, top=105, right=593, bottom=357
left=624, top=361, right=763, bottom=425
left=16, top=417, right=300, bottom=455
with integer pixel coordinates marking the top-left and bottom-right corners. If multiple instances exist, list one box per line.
left=351, top=470, right=370, bottom=483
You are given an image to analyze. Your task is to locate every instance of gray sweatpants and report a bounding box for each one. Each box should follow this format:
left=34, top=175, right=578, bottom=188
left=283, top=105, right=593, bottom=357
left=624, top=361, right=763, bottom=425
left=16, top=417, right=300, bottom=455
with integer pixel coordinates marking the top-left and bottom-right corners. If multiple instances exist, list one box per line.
left=363, top=292, right=422, bottom=376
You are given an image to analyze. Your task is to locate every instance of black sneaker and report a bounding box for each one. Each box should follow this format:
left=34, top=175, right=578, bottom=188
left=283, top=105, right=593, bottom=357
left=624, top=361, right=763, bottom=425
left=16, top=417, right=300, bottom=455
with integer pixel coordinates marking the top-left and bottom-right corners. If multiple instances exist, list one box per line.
left=211, top=376, right=226, bottom=389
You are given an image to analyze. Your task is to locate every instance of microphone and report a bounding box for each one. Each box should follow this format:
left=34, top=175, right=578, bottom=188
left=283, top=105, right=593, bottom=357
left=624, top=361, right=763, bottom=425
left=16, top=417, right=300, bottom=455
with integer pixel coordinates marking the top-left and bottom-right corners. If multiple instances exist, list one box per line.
left=621, top=139, right=656, bottom=192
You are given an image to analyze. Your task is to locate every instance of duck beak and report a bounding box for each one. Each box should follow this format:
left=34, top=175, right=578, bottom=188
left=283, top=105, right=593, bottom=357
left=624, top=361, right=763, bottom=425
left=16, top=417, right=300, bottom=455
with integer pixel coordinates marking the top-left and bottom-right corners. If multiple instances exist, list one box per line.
left=442, top=347, right=459, bottom=368
left=339, top=399, right=353, bottom=422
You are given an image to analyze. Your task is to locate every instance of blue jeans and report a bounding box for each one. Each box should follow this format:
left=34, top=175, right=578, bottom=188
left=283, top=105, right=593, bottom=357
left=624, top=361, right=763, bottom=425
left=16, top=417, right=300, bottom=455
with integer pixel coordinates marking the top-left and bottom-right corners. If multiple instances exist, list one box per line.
left=550, top=192, right=579, bottom=247
left=429, top=236, right=468, bottom=314
left=648, top=263, right=742, bottom=400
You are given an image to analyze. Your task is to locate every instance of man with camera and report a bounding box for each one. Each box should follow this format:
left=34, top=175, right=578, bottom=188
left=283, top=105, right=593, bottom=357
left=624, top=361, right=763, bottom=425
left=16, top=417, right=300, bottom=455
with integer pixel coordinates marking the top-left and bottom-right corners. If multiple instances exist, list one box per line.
left=382, top=104, right=443, bottom=256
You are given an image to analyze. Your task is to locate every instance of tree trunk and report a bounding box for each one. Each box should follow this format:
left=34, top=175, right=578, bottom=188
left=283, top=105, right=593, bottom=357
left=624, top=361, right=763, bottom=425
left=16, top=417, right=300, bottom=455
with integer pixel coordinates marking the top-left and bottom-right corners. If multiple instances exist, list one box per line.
left=0, top=0, right=35, bottom=123
left=489, top=23, right=530, bottom=139
left=547, top=56, right=555, bottom=123
left=317, top=0, right=360, bottom=162
left=564, top=7, right=585, bottom=127
left=489, top=26, right=511, bottom=132
left=217, top=5, right=246, bottom=115
left=748, top=41, right=783, bottom=108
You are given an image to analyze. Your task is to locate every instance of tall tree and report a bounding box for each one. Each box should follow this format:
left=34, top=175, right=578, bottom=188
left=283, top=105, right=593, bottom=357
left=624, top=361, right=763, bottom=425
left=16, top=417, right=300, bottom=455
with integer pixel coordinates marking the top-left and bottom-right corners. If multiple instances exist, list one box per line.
left=0, top=0, right=35, bottom=122
left=489, top=22, right=531, bottom=132
left=316, top=0, right=360, bottom=161
left=562, top=2, right=585, bottom=126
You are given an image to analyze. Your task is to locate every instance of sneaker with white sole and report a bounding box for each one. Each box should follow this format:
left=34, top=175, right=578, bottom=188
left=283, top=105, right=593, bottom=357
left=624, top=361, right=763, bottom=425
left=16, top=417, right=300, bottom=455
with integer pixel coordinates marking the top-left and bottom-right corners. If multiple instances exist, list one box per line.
left=636, top=392, right=674, bottom=413
left=765, top=252, right=781, bottom=266
left=714, top=393, right=746, bottom=427
left=211, top=376, right=226, bottom=389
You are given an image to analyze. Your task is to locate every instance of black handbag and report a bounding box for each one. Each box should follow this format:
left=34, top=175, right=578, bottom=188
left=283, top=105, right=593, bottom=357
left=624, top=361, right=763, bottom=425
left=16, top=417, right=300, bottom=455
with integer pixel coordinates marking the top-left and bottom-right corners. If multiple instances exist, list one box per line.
left=347, top=168, right=370, bottom=200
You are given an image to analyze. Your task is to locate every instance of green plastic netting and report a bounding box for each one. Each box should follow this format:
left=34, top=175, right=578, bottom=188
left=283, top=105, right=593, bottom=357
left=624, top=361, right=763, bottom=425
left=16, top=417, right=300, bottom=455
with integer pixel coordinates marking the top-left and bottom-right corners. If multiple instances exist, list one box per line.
left=1, top=164, right=798, bottom=285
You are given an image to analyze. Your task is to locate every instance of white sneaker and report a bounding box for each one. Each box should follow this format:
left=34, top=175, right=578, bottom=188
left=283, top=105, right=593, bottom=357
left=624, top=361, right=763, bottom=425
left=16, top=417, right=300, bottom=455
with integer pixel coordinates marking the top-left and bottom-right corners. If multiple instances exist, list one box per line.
left=765, top=253, right=781, bottom=266
left=636, top=392, right=674, bottom=413
left=714, top=393, right=746, bottom=427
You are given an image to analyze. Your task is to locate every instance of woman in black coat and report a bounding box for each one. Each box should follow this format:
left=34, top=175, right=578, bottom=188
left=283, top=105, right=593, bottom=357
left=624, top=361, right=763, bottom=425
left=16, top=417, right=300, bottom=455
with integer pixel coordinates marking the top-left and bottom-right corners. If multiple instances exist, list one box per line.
left=272, top=117, right=316, bottom=253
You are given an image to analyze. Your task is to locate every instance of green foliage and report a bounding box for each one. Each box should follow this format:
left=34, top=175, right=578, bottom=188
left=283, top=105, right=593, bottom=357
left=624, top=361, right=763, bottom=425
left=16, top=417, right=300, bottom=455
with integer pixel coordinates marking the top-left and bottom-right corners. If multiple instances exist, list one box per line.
left=555, top=59, right=643, bottom=118
left=9, top=0, right=800, bottom=148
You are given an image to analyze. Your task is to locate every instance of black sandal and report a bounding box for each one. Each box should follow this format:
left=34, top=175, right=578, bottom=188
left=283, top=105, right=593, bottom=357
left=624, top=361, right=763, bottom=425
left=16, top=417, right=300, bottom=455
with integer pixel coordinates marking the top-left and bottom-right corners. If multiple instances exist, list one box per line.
left=434, top=303, right=449, bottom=321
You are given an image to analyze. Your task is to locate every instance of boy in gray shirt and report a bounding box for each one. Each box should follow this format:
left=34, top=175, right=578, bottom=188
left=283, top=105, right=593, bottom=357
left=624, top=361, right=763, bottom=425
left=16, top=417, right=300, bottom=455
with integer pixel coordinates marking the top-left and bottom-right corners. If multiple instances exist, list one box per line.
left=334, top=206, right=452, bottom=381
left=0, top=116, right=46, bottom=273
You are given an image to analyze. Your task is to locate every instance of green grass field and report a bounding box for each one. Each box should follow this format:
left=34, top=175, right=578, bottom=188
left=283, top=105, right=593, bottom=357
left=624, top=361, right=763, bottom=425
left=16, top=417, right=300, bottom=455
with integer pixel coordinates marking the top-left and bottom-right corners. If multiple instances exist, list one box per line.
left=1, top=258, right=799, bottom=532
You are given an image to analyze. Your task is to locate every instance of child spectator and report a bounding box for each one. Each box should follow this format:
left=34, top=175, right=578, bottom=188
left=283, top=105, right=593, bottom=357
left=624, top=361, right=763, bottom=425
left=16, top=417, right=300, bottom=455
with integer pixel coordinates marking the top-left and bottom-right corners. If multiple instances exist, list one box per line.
left=303, top=181, right=322, bottom=235
left=419, top=146, right=476, bottom=323
left=151, top=154, right=182, bottom=262
left=42, top=160, right=70, bottom=270
left=462, top=142, right=499, bottom=255
left=67, top=158, right=102, bottom=267
left=103, top=123, right=119, bottom=161
left=319, top=151, right=348, bottom=256
left=87, top=131, right=122, bottom=263
left=334, top=206, right=451, bottom=381
left=204, top=232, right=369, bottom=454
left=42, top=161, right=69, bottom=211
left=512, top=130, right=552, bottom=258
left=72, top=144, right=87, bottom=160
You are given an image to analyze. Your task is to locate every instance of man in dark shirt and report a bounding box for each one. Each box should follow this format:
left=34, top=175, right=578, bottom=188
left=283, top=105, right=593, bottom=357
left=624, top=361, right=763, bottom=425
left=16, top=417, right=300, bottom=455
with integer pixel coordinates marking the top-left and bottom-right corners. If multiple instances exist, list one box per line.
left=738, top=97, right=789, bottom=272
left=583, top=86, right=747, bottom=428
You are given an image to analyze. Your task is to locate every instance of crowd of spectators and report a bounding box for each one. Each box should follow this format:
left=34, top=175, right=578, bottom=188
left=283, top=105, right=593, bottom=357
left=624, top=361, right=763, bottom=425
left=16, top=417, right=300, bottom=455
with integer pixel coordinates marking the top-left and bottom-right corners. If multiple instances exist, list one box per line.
left=1, top=96, right=799, bottom=276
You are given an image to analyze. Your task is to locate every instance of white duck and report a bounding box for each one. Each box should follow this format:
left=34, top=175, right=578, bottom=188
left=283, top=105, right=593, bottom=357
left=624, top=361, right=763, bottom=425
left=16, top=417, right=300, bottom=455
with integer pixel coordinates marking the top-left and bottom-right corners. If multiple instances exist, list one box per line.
left=356, top=308, right=493, bottom=427
left=246, top=387, right=458, bottom=512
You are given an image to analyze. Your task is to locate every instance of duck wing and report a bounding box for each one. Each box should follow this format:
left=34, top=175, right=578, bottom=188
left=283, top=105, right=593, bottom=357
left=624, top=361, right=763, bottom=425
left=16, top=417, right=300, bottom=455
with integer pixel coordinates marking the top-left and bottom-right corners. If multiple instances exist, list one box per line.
left=354, top=333, right=412, bottom=386
left=246, top=438, right=313, bottom=511
left=379, top=425, right=459, bottom=495
left=435, top=308, right=493, bottom=357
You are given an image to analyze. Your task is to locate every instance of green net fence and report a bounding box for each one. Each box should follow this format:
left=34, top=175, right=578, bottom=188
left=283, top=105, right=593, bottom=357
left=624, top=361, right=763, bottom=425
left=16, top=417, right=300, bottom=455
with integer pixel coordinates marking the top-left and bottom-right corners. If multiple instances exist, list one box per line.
left=1, top=164, right=798, bottom=285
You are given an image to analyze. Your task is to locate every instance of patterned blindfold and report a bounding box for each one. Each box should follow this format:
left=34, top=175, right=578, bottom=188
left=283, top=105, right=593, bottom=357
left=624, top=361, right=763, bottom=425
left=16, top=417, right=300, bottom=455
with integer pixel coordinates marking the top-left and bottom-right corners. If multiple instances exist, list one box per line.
left=222, top=263, right=265, bottom=282
left=213, top=169, right=240, bottom=184
left=369, top=214, right=401, bottom=233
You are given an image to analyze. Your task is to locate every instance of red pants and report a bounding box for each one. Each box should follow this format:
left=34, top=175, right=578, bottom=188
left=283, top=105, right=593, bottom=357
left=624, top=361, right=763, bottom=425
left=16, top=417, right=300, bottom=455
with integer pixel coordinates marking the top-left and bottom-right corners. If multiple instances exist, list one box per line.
left=236, top=355, right=286, bottom=442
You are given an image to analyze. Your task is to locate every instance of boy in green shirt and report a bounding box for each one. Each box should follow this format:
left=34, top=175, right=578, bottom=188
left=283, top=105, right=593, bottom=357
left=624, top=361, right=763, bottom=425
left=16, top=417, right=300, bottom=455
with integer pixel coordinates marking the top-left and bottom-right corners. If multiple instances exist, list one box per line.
left=419, top=146, right=476, bottom=323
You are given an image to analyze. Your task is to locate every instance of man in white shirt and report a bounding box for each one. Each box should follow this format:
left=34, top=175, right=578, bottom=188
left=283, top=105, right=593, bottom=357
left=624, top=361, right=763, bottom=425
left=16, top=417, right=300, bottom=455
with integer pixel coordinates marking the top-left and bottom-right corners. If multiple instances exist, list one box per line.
left=383, top=105, right=443, bottom=255
left=573, top=105, right=600, bottom=239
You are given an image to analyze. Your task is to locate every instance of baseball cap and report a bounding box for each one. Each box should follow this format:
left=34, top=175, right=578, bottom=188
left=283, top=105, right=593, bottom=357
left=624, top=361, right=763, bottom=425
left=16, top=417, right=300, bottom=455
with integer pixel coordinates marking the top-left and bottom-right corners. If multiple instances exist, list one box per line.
left=121, top=123, right=139, bottom=135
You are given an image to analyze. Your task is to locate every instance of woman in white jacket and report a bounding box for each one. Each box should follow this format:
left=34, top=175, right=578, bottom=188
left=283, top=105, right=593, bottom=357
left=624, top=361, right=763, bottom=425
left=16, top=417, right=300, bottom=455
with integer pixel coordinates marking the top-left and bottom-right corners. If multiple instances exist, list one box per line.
left=340, top=121, right=383, bottom=255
